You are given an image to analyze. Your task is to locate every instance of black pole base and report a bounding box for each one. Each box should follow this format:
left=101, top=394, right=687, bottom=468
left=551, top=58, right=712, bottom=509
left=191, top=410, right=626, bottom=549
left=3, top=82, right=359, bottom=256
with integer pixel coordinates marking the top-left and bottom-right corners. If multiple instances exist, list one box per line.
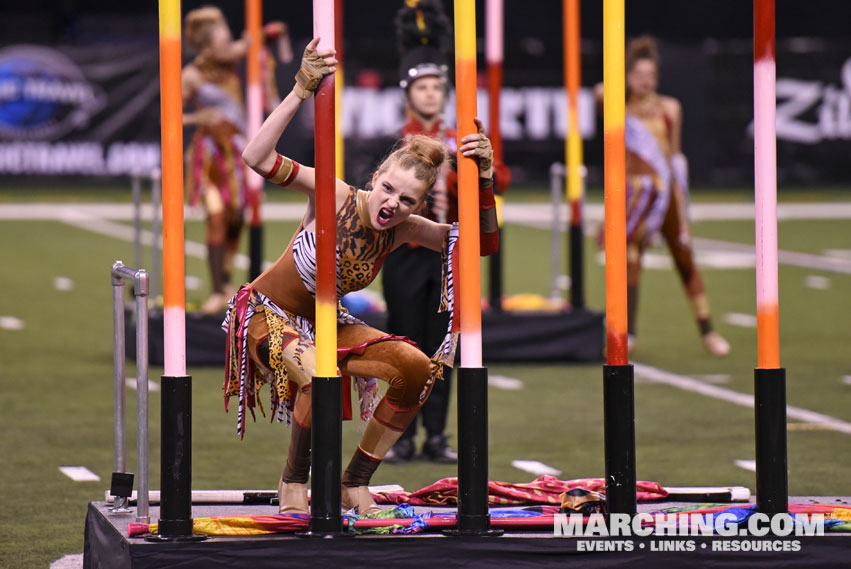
left=755, top=367, right=788, bottom=516
left=157, top=376, right=197, bottom=540
left=249, top=224, right=263, bottom=282
left=454, top=367, right=495, bottom=536
left=309, top=376, right=343, bottom=535
left=569, top=223, right=585, bottom=310
left=603, top=364, right=637, bottom=517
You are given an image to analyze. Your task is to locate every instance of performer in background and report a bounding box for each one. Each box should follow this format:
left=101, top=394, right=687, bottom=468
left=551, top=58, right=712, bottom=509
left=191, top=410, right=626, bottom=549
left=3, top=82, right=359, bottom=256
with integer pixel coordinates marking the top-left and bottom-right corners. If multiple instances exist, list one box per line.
left=382, top=0, right=511, bottom=464
left=598, top=36, right=729, bottom=356
left=182, top=6, right=290, bottom=313
left=227, top=39, right=500, bottom=515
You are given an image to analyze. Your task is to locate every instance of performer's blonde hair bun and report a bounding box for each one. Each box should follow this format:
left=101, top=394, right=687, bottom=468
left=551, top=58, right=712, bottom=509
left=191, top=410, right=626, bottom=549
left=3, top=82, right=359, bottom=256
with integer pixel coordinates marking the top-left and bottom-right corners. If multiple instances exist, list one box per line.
left=626, top=35, right=660, bottom=72
left=377, top=134, right=447, bottom=189
left=185, top=6, right=226, bottom=53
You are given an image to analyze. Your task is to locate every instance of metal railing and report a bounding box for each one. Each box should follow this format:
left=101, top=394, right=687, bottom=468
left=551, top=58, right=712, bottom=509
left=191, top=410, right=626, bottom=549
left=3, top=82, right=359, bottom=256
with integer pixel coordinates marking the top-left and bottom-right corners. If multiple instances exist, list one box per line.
left=110, top=261, right=150, bottom=523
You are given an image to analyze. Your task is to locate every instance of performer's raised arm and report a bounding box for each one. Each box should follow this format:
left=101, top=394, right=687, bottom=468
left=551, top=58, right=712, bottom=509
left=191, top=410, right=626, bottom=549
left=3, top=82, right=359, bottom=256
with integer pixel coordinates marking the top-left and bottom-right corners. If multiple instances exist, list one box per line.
left=242, top=38, right=337, bottom=195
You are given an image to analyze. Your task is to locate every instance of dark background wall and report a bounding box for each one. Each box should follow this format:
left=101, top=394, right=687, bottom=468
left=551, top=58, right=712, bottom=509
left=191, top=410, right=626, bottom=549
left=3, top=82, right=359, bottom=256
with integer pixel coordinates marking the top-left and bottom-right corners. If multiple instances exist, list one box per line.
left=2, top=1, right=851, bottom=188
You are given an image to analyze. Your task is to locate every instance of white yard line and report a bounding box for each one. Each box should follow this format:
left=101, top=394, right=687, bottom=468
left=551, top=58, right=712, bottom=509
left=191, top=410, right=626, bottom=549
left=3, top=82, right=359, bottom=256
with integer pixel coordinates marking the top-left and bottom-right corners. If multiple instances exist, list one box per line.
left=488, top=374, right=525, bottom=390
left=56, top=208, right=250, bottom=269
left=734, top=459, right=757, bottom=472
left=59, top=466, right=101, bottom=482
left=633, top=362, right=851, bottom=436
left=511, top=460, right=562, bottom=477
left=723, top=313, right=758, bottom=328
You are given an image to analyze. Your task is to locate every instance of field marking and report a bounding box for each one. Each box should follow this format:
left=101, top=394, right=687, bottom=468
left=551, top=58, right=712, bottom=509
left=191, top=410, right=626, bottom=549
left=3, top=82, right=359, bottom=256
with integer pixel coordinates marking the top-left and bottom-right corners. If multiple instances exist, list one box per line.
left=54, top=276, right=74, bottom=291
left=4, top=202, right=850, bottom=273
left=488, top=374, right=525, bottom=390
left=55, top=208, right=251, bottom=269
left=511, top=459, right=562, bottom=477
left=734, top=459, right=756, bottom=472
left=805, top=275, right=830, bottom=290
left=0, top=315, right=24, bottom=330
left=50, top=554, right=83, bottom=569
left=692, top=374, right=731, bottom=384
left=126, top=377, right=161, bottom=392
left=59, top=466, right=100, bottom=482
left=633, top=363, right=851, bottom=436
left=723, top=313, right=757, bottom=328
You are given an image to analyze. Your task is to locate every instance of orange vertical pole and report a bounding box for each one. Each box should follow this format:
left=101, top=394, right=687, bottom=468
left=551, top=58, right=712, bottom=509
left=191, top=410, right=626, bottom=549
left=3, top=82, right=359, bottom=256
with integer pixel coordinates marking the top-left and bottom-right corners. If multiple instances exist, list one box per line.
left=602, top=0, right=636, bottom=518
left=564, top=0, right=585, bottom=309
left=156, top=0, right=200, bottom=540
left=455, top=0, right=482, bottom=367
left=603, top=0, right=627, bottom=365
left=454, top=0, right=494, bottom=537
left=159, top=0, right=185, bottom=377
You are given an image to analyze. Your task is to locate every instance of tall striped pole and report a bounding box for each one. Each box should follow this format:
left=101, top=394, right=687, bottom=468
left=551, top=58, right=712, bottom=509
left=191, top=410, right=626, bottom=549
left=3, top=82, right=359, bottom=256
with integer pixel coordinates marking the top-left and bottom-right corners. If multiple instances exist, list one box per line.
left=485, top=0, right=503, bottom=312
left=602, top=0, right=636, bottom=517
left=753, top=0, right=787, bottom=516
left=310, top=0, right=343, bottom=535
left=453, top=0, right=497, bottom=537
left=246, top=0, right=264, bottom=280
left=334, top=0, right=345, bottom=178
left=564, top=0, right=585, bottom=309
left=152, top=0, right=201, bottom=541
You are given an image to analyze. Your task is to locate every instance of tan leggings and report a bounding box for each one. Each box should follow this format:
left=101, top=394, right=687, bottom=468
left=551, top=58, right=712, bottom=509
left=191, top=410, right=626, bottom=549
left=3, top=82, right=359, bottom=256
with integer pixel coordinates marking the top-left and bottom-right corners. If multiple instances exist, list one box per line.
left=247, top=315, right=434, bottom=484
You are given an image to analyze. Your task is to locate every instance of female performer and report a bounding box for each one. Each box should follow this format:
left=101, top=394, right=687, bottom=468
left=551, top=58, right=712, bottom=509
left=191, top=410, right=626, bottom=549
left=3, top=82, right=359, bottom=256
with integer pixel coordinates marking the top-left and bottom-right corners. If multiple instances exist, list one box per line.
left=606, top=36, right=729, bottom=356
left=225, top=39, right=499, bottom=516
left=182, top=6, right=289, bottom=313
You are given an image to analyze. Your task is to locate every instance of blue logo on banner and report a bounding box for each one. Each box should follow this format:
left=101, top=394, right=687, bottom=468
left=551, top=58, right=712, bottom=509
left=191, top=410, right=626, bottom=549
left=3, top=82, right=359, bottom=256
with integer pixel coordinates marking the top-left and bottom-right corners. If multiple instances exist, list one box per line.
left=0, top=46, right=105, bottom=140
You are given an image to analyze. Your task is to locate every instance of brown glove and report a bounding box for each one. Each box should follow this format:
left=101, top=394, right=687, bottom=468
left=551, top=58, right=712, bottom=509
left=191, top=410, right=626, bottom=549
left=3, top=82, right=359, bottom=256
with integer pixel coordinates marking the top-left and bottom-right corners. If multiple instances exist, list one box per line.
left=293, top=43, right=331, bottom=99
left=470, top=122, right=493, bottom=174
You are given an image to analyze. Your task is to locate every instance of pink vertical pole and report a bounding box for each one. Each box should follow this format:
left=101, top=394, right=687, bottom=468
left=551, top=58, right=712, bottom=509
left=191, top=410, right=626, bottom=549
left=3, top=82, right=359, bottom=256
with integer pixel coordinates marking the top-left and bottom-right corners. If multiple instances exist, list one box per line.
left=246, top=0, right=264, bottom=280
left=754, top=0, right=780, bottom=370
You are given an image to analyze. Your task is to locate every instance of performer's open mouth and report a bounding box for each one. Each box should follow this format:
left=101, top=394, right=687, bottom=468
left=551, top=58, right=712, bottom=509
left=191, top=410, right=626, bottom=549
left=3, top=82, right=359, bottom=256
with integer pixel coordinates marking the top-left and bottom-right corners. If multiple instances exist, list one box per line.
left=377, top=207, right=394, bottom=225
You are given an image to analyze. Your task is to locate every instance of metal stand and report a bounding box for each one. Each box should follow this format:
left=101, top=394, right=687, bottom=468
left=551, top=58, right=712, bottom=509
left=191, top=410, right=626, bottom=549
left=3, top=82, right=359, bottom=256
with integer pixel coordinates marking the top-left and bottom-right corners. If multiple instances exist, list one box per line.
left=109, top=262, right=150, bottom=521
left=755, top=367, right=788, bottom=515
left=603, top=364, right=637, bottom=516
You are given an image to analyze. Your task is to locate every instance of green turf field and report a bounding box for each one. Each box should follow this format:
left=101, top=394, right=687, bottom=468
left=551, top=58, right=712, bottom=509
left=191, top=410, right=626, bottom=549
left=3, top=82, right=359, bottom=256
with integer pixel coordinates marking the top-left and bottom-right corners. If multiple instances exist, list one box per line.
left=0, top=191, right=849, bottom=567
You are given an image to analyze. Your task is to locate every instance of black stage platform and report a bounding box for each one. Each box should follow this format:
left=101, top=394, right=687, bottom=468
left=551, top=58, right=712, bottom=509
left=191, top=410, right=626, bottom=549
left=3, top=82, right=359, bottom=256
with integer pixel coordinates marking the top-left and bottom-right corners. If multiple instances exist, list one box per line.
left=128, top=307, right=605, bottom=366
left=84, top=500, right=851, bottom=569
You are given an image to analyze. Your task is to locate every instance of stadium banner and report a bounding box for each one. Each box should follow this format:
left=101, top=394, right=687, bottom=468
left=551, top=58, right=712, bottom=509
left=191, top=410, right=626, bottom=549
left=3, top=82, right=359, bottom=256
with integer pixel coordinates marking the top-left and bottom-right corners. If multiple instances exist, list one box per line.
left=0, top=43, right=162, bottom=176
left=0, top=40, right=849, bottom=185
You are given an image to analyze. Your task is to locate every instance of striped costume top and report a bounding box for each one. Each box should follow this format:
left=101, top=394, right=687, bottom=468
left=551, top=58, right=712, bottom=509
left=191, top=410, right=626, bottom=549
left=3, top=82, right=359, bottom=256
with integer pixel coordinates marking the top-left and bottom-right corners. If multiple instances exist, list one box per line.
left=252, top=187, right=397, bottom=315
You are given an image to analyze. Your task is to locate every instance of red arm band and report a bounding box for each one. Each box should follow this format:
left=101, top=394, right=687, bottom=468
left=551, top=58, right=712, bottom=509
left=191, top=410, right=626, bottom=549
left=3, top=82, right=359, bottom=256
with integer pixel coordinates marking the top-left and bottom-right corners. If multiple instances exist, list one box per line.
left=478, top=177, right=499, bottom=256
